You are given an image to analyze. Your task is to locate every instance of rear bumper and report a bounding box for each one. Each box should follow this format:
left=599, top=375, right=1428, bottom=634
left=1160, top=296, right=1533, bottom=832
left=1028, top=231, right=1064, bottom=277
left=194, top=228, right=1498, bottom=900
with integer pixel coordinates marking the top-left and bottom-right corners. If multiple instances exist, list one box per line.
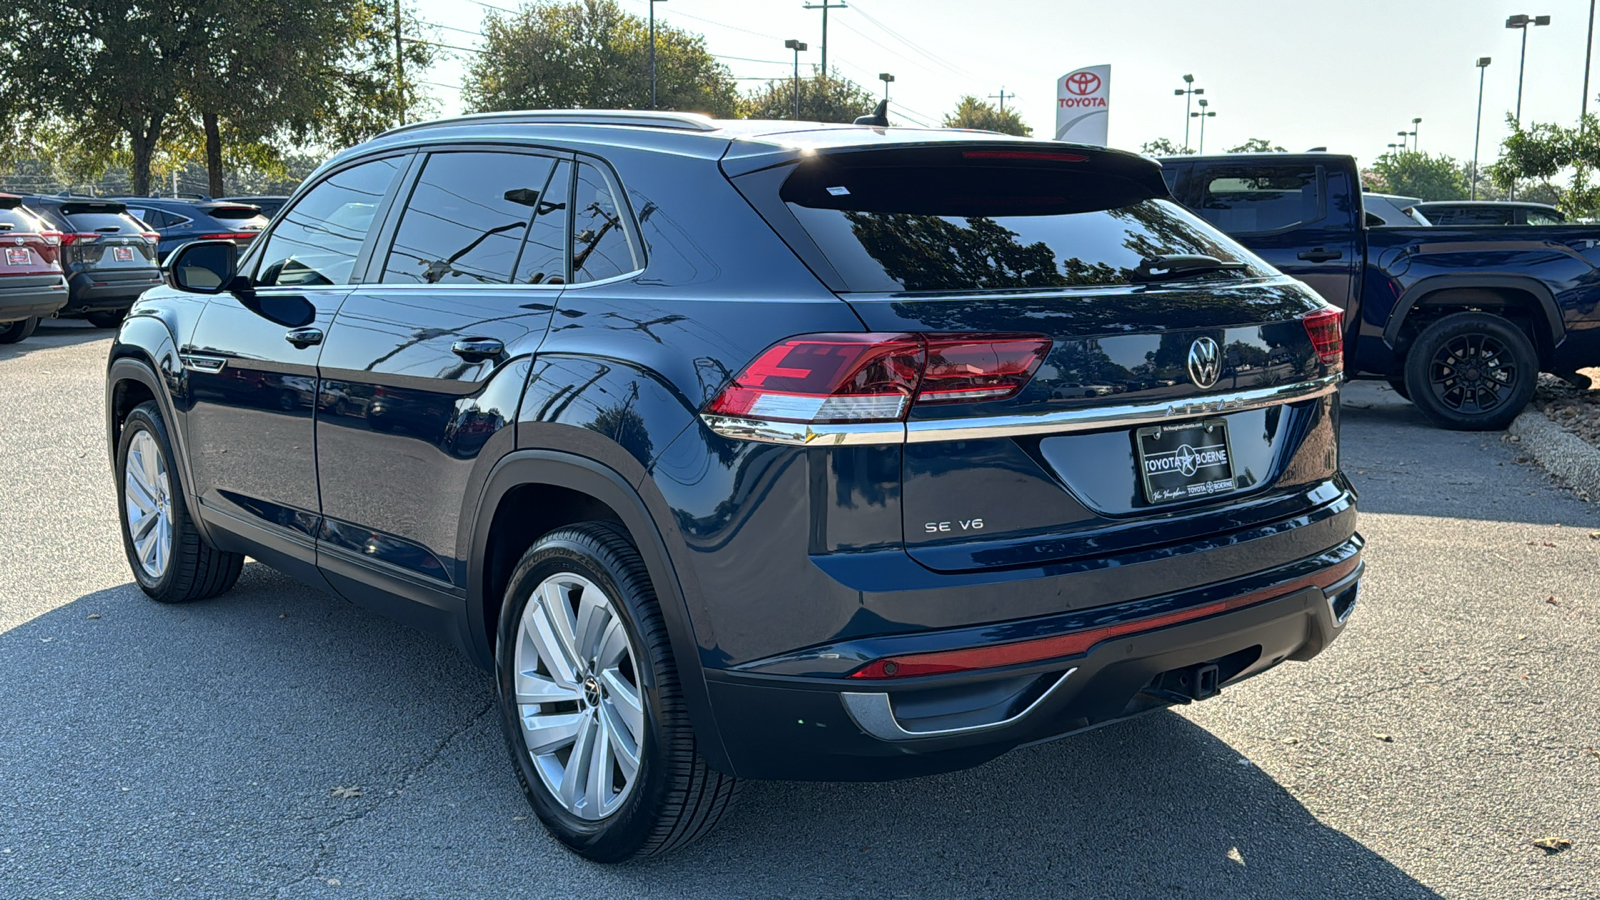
left=64, top=270, right=163, bottom=311
left=0, top=275, right=69, bottom=322
left=700, top=536, right=1362, bottom=781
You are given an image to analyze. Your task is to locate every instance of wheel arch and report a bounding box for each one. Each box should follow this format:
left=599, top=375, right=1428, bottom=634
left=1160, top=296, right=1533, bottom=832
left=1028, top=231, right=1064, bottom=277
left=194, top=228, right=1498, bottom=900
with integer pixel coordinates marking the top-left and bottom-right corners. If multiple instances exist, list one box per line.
left=1384, top=275, right=1563, bottom=366
left=466, top=449, right=734, bottom=773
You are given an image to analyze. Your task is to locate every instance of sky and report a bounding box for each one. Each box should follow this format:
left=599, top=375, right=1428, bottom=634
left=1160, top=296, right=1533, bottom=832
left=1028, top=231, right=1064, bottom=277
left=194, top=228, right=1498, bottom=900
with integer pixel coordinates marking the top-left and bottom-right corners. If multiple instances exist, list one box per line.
left=411, top=0, right=1598, bottom=170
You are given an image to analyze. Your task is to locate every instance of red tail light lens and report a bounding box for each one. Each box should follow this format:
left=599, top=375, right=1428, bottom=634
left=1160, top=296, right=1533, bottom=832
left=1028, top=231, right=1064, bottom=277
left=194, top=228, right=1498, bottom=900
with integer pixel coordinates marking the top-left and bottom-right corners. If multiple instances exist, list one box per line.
left=199, top=232, right=259, bottom=241
left=141, top=232, right=160, bottom=241
left=705, top=333, right=1051, bottom=424
left=1302, top=307, right=1344, bottom=369
left=59, top=232, right=100, bottom=246
left=38, top=231, right=62, bottom=246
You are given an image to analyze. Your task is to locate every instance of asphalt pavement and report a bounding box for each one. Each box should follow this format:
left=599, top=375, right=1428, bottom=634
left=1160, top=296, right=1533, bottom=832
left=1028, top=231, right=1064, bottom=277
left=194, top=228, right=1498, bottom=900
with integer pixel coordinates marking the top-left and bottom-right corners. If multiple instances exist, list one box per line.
left=1, top=319, right=1597, bottom=899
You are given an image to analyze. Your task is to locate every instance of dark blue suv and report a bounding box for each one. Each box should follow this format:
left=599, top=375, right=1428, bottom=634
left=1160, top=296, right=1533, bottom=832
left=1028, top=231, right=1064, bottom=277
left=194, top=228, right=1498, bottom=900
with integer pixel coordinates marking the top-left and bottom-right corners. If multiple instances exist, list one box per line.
left=104, top=111, right=1362, bottom=861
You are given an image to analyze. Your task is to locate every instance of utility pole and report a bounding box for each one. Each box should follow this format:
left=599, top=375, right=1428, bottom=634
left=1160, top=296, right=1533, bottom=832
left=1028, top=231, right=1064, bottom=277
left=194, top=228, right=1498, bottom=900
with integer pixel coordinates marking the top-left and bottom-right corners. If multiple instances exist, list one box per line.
left=802, top=0, right=846, bottom=77
left=1585, top=0, right=1596, bottom=125
left=988, top=88, right=1014, bottom=112
left=650, top=0, right=667, bottom=109
left=394, top=0, right=405, bottom=126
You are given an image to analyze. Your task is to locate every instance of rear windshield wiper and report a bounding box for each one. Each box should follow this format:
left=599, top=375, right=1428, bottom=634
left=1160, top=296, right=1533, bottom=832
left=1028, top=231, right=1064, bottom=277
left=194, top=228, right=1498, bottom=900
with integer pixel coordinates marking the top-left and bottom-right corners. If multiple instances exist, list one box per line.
left=1130, top=254, right=1249, bottom=283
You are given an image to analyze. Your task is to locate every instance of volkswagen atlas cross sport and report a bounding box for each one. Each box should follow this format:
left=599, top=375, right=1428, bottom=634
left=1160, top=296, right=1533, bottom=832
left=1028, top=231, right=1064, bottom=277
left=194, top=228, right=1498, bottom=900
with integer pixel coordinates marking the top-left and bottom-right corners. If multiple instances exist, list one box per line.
left=105, top=111, right=1362, bottom=862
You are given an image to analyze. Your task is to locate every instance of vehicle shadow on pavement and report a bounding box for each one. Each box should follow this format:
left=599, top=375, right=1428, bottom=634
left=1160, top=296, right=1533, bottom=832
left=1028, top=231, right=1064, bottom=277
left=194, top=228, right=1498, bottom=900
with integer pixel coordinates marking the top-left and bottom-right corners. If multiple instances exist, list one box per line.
left=0, top=319, right=112, bottom=359
left=0, top=564, right=1440, bottom=899
left=1339, top=381, right=1599, bottom=526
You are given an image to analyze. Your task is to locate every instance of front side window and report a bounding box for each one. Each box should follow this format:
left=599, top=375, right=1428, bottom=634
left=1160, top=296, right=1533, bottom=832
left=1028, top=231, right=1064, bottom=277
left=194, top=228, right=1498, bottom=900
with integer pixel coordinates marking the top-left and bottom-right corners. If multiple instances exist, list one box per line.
left=380, top=151, right=557, bottom=285
left=571, top=161, right=639, bottom=283
left=1198, top=167, right=1321, bottom=233
left=255, top=156, right=405, bottom=288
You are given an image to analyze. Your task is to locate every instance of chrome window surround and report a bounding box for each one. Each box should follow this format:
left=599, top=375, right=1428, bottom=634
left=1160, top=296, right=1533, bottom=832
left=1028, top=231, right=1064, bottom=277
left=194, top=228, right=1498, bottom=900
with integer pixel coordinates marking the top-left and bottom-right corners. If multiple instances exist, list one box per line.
left=701, top=373, right=1342, bottom=447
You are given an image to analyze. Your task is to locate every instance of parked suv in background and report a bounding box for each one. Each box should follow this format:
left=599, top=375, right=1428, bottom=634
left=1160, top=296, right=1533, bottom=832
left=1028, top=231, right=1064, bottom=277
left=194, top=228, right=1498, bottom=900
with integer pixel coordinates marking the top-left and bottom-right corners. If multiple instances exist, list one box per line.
left=1414, top=200, right=1566, bottom=226
left=118, top=197, right=269, bottom=262
left=218, top=195, right=290, bottom=219
left=106, top=112, right=1362, bottom=861
left=22, top=196, right=161, bottom=328
left=0, top=194, right=69, bottom=343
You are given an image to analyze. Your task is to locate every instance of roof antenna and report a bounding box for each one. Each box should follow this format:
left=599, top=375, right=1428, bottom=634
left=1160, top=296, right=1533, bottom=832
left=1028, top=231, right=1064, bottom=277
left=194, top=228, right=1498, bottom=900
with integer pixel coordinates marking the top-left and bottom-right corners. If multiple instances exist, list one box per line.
left=854, top=99, right=889, bottom=127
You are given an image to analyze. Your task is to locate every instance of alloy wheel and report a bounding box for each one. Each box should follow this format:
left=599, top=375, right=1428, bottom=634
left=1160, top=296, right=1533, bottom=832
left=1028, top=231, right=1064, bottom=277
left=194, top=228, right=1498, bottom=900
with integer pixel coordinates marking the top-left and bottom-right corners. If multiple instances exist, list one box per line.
left=514, top=572, right=646, bottom=821
left=1426, top=332, right=1517, bottom=415
left=124, top=429, right=174, bottom=579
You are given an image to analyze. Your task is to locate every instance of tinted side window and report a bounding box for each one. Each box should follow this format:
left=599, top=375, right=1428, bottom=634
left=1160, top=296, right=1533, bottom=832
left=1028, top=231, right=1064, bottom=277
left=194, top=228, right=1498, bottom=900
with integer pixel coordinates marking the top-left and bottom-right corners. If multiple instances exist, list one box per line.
left=1527, top=210, right=1562, bottom=226
left=514, top=159, right=570, bottom=285
left=256, top=156, right=404, bottom=288
left=1198, top=167, right=1320, bottom=233
left=571, top=161, right=639, bottom=283
left=380, top=151, right=556, bottom=285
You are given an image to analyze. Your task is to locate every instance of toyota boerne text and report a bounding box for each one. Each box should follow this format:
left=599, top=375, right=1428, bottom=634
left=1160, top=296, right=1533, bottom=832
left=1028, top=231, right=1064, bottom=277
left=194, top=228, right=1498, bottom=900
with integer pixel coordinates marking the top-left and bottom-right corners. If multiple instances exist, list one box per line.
left=105, top=110, right=1362, bottom=861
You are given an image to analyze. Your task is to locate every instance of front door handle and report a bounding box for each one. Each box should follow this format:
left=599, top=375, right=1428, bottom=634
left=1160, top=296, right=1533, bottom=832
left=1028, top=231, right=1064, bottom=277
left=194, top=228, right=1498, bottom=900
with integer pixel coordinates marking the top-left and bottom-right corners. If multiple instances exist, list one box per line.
left=452, top=337, right=505, bottom=363
left=1297, top=248, right=1343, bottom=262
left=285, top=327, right=323, bottom=348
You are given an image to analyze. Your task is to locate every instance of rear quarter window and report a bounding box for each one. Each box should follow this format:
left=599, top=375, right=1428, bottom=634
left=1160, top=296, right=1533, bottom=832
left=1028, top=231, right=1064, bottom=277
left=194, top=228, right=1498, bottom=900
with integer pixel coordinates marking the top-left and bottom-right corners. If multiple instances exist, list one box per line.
left=1198, top=167, right=1322, bottom=233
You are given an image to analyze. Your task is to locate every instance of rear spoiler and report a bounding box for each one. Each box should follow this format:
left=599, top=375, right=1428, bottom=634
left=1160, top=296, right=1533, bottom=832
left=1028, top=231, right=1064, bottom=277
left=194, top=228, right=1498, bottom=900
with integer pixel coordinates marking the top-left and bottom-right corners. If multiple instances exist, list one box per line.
left=0, top=194, right=19, bottom=210
left=61, top=201, right=128, bottom=215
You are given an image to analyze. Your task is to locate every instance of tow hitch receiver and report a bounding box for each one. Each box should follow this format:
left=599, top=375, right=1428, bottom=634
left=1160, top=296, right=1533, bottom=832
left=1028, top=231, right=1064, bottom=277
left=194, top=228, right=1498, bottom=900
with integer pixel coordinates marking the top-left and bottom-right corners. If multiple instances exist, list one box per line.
left=1143, top=663, right=1223, bottom=705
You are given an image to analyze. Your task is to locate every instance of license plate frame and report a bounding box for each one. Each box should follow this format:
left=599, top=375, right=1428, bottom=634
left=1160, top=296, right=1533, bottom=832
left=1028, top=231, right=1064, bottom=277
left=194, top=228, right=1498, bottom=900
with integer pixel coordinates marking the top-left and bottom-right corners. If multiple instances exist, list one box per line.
left=5, top=247, right=30, bottom=266
left=1135, top=418, right=1238, bottom=505
left=112, top=246, right=135, bottom=262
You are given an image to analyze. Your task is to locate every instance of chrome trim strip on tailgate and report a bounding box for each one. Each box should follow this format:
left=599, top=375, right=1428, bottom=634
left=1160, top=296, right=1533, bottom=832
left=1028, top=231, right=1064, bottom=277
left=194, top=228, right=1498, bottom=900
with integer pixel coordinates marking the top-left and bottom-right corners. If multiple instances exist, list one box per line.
left=702, top=374, right=1342, bottom=447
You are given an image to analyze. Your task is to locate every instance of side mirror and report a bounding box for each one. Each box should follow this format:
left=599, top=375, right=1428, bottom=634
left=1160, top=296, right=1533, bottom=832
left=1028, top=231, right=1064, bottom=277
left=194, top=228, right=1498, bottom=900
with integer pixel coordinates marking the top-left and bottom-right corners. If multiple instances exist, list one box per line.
left=166, top=240, right=239, bottom=294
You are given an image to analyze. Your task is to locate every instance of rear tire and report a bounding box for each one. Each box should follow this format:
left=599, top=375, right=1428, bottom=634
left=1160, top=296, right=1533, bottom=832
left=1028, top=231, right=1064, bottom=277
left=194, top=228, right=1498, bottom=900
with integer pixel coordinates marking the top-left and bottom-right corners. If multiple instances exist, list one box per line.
left=86, top=311, right=126, bottom=329
left=1403, top=312, right=1537, bottom=431
left=115, top=401, right=244, bottom=602
left=1385, top=378, right=1410, bottom=401
left=495, top=521, right=738, bottom=862
left=0, top=317, right=39, bottom=344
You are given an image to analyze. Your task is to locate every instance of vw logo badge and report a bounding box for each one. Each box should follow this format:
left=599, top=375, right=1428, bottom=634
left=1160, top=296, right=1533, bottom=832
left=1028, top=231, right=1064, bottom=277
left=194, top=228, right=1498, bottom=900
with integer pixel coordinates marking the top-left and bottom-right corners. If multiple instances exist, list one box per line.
left=1187, top=337, right=1222, bottom=389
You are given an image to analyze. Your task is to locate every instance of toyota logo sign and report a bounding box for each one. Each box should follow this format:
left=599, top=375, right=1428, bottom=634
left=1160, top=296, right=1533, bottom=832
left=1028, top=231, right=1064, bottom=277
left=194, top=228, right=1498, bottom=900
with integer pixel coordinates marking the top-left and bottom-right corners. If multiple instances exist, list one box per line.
left=1065, top=72, right=1101, bottom=95
left=1187, top=337, right=1222, bottom=389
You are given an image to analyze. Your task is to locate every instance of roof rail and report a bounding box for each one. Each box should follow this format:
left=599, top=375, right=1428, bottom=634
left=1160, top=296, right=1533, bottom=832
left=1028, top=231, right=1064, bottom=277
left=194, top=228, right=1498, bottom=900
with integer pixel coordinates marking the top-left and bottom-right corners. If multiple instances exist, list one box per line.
left=378, top=109, right=721, bottom=139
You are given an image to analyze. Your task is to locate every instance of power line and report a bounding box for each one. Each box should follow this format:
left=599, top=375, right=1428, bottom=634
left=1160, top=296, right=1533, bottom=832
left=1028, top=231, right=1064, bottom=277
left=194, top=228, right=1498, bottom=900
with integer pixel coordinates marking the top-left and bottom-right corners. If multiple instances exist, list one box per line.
left=848, top=1, right=983, bottom=83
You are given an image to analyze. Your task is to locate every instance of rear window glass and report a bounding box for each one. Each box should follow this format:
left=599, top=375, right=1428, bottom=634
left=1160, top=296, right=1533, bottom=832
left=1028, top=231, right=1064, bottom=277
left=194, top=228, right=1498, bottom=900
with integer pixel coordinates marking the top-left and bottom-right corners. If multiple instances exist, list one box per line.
left=208, top=205, right=263, bottom=220
left=0, top=208, right=37, bottom=231
left=1198, top=168, right=1321, bottom=233
left=64, top=212, right=143, bottom=232
left=782, top=164, right=1256, bottom=293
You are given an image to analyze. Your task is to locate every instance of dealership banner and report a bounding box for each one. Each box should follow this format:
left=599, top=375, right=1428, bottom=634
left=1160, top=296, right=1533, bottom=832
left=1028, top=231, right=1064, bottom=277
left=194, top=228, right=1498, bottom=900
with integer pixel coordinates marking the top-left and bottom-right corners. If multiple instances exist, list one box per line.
left=1055, top=65, right=1110, bottom=145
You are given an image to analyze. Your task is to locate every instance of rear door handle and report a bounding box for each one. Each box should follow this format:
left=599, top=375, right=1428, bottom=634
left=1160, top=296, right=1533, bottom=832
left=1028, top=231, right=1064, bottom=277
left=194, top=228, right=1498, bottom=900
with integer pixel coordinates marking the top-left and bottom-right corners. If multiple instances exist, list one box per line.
left=452, top=337, right=505, bottom=363
left=1297, top=248, right=1343, bottom=262
left=285, top=327, right=323, bottom=348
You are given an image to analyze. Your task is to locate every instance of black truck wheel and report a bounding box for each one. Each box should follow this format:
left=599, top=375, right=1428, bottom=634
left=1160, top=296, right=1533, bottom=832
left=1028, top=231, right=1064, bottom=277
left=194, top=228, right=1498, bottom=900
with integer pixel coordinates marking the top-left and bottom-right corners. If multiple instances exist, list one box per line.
left=1403, top=312, right=1537, bottom=431
left=0, top=317, right=39, bottom=344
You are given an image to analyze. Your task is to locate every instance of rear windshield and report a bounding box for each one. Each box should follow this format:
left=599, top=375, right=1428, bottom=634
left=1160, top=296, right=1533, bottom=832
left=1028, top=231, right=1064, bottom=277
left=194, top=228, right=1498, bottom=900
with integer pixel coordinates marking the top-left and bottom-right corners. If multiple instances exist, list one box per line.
left=207, top=205, right=263, bottom=220
left=781, top=164, right=1262, bottom=293
left=65, top=212, right=143, bottom=232
left=0, top=208, right=37, bottom=231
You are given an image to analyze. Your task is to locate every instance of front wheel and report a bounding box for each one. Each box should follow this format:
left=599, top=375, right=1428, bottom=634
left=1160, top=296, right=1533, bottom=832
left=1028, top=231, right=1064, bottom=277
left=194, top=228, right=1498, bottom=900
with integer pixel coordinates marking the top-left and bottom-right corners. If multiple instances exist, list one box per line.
left=0, top=316, right=39, bottom=344
left=1403, top=312, right=1537, bottom=431
left=495, top=522, right=738, bottom=862
left=115, top=401, right=244, bottom=601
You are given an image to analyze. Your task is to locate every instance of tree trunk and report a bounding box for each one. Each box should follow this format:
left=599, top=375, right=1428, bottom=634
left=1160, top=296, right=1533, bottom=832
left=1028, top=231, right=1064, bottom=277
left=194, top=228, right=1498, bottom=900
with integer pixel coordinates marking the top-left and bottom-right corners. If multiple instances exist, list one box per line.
left=128, top=113, right=166, bottom=197
left=203, top=111, right=223, bottom=197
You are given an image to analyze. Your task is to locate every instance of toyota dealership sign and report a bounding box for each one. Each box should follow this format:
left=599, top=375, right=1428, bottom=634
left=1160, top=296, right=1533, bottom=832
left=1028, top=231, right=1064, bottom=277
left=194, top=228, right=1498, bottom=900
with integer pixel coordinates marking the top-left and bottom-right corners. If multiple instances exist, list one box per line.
left=1055, top=65, right=1110, bottom=145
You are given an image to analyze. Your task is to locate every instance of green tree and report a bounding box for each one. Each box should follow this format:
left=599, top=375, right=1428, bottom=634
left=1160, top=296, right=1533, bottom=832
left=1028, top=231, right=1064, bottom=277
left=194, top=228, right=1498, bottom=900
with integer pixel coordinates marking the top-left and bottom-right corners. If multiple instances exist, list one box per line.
left=463, top=0, right=737, bottom=116
left=1371, top=151, right=1470, bottom=201
left=1140, top=138, right=1190, bottom=156
left=1227, top=138, right=1285, bottom=153
left=941, top=95, right=1031, bottom=137
left=0, top=0, right=431, bottom=196
left=1488, top=115, right=1600, bottom=218
left=738, top=69, right=877, bottom=123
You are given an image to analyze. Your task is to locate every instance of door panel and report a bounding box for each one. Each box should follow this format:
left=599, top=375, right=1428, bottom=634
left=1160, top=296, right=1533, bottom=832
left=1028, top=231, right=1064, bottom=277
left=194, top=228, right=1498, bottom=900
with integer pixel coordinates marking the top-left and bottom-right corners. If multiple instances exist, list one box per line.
left=314, top=149, right=566, bottom=588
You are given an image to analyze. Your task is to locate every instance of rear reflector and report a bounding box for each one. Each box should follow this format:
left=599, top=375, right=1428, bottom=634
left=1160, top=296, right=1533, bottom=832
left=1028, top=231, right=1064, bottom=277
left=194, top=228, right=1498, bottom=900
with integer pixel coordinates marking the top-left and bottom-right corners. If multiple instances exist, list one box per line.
left=705, top=333, right=1050, bottom=425
left=1302, top=307, right=1344, bottom=369
left=199, top=233, right=259, bottom=241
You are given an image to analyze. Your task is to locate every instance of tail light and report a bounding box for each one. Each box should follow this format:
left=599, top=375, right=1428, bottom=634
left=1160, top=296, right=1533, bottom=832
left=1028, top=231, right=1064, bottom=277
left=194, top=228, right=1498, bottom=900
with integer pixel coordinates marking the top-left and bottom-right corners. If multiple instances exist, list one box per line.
left=59, top=232, right=100, bottom=246
left=1302, top=307, right=1344, bottom=370
left=198, top=232, right=259, bottom=241
left=141, top=232, right=160, bottom=241
left=705, top=333, right=1050, bottom=425
left=38, top=231, right=62, bottom=246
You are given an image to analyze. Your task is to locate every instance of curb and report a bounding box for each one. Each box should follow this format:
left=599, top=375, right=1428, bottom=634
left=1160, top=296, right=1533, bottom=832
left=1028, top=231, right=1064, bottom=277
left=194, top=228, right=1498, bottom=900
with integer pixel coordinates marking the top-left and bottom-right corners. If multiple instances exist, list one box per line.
left=1509, top=407, right=1600, bottom=501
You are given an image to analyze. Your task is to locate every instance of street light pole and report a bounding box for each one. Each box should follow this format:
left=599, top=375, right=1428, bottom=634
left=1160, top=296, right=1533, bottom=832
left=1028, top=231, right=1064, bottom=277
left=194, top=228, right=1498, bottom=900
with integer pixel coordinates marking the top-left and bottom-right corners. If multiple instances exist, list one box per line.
left=1506, top=14, right=1552, bottom=126
left=784, top=39, right=808, bottom=120
left=1190, top=99, right=1215, bottom=153
left=1396, top=130, right=1410, bottom=152
left=1586, top=0, right=1596, bottom=124
left=1473, top=57, right=1491, bottom=199
left=878, top=72, right=894, bottom=103
left=649, top=0, right=666, bottom=109
left=1410, top=117, right=1422, bottom=151
left=1175, top=74, right=1204, bottom=152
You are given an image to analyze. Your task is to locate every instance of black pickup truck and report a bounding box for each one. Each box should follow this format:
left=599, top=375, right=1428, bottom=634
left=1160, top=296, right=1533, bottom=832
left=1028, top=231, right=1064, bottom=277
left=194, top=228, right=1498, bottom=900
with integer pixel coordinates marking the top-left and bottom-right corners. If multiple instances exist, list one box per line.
left=1159, top=152, right=1600, bottom=429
